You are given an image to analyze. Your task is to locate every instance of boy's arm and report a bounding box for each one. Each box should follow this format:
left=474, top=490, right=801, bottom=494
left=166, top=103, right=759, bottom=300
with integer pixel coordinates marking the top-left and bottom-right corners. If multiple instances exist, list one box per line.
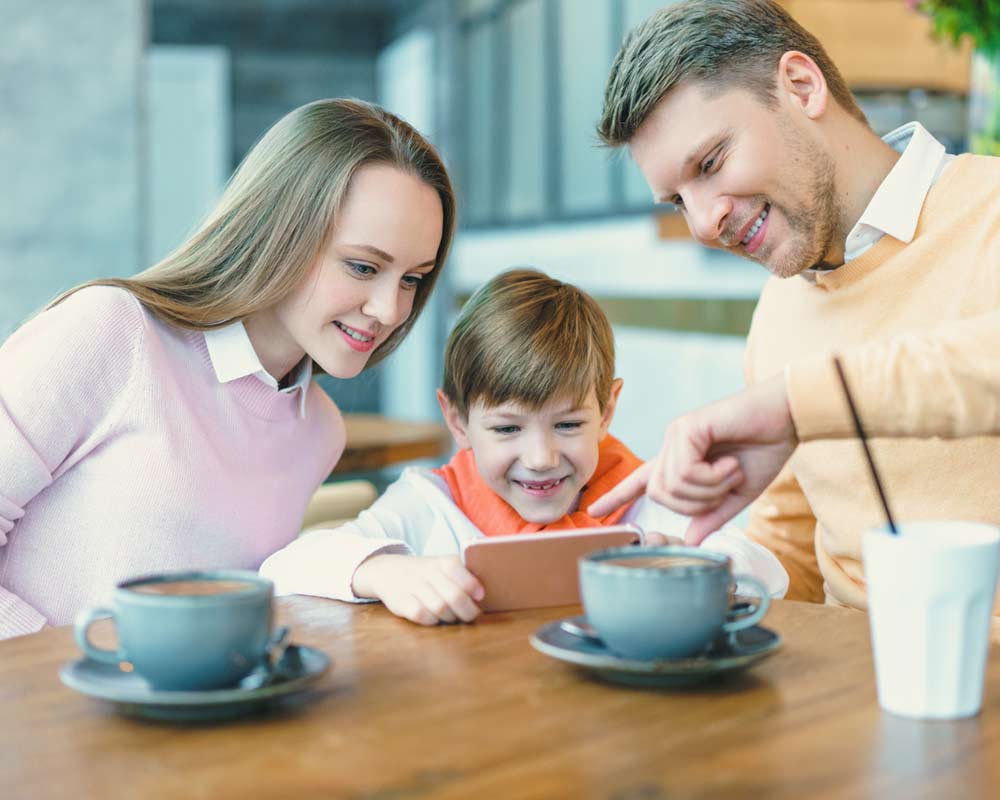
left=744, top=465, right=822, bottom=602
left=259, top=473, right=437, bottom=602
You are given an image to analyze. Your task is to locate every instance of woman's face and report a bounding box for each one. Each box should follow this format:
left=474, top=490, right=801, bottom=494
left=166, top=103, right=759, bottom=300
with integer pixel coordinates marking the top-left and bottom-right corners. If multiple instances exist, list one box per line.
left=255, top=163, right=444, bottom=381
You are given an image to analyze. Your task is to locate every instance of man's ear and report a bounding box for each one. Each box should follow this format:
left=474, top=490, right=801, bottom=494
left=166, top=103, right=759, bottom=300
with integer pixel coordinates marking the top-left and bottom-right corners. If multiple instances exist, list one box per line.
left=598, top=378, right=624, bottom=439
left=777, top=50, right=828, bottom=120
left=437, top=388, right=472, bottom=450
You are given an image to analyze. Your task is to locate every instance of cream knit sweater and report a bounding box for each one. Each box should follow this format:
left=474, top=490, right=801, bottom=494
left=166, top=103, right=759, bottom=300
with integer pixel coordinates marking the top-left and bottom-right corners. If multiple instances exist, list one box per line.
left=745, top=154, right=1000, bottom=611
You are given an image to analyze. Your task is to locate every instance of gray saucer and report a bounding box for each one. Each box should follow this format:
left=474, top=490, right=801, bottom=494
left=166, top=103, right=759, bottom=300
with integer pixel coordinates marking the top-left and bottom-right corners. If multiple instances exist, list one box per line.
left=530, top=616, right=781, bottom=687
left=60, top=644, right=330, bottom=721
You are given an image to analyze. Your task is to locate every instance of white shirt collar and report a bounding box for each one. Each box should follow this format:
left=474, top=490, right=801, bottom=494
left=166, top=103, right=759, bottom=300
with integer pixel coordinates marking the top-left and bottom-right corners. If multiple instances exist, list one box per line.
left=842, top=121, right=953, bottom=261
left=203, top=321, right=312, bottom=417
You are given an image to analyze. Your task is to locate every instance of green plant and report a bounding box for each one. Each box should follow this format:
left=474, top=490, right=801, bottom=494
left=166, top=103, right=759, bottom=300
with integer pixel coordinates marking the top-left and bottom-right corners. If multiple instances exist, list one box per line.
left=916, top=1, right=1000, bottom=55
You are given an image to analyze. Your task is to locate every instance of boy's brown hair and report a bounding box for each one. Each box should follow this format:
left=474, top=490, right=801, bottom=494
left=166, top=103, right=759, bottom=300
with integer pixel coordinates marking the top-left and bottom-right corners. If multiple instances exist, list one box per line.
left=442, top=269, right=615, bottom=418
left=597, top=0, right=866, bottom=147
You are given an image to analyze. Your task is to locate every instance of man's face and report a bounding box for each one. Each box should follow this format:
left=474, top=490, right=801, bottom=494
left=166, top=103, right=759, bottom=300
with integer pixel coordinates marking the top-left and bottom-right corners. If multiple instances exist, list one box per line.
left=629, top=82, right=842, bottom=278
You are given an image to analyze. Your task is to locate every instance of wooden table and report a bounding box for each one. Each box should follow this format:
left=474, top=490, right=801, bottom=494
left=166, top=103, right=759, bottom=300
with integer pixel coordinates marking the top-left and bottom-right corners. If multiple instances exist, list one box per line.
left=3, top=598, right=999, bottom=799
left=334, top=413, right=452, bottom=474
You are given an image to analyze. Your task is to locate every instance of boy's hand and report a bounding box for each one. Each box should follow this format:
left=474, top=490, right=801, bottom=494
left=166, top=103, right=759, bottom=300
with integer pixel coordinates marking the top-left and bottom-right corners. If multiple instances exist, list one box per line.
left=642, top=531, right=684, bottom=547
left=351, top=554, right=485, bottom=626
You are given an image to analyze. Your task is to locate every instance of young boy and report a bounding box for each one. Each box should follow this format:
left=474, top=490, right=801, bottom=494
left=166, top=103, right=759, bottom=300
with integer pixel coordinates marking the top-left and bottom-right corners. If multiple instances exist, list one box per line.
left=261, top=269, right=788, bottom=624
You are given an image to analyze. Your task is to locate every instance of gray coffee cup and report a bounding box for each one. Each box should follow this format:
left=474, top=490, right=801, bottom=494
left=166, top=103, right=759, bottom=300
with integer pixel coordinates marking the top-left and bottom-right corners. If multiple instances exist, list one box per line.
left=74, top=570, right=275, bottom=691
left=579, top=546, right=770, bottom=660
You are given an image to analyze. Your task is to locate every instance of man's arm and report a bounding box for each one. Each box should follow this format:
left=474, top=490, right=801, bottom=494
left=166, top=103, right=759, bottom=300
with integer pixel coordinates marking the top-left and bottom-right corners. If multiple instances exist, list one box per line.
left=593, top=309, right=1000, bottom=541
left=789, top=310, right=1000, bottom=442
left=589, top=376, right=795, bottom=543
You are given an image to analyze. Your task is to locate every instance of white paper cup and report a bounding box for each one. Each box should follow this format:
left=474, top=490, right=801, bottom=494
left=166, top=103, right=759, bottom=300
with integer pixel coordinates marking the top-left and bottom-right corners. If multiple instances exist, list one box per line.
left=862, top=521, right=1000, bottom=719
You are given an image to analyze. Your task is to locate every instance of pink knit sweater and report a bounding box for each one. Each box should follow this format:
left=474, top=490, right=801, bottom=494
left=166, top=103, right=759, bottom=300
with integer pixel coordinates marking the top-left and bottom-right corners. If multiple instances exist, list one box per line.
left=0, top=287, right=343, bottom=638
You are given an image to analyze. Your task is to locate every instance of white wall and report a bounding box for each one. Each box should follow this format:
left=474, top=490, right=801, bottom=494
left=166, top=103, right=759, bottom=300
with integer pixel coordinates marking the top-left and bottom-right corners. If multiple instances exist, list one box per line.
left=146, top=46, right=230, bottom=266
left=452, top=216, right=768, bottom=460
left=376, top=27, right=444, bottom=423
left=612, top=328, right=747, bottom=460
left=1, top=0, right=144, bottom=337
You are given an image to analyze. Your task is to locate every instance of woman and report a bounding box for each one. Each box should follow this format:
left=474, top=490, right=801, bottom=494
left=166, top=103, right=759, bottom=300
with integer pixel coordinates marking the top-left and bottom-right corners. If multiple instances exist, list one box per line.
left=0, top=99, right=455, bottom=637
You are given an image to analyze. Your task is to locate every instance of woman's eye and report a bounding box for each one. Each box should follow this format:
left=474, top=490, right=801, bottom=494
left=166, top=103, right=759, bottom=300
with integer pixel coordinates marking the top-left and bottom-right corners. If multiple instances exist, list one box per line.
left=347, top=261, right=376, bottom=277
left=492, top=425, right=519, bottom=435
left=670, top=195, right=684, bottom=209
left=401, top=274, right=423, bottom=290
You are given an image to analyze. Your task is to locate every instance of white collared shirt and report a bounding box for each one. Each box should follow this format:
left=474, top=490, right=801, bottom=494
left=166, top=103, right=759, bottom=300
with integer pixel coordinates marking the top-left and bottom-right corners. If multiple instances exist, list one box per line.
left=203, top=321, right=313, bottom=417
left=841, top=121, right=955, bottom=262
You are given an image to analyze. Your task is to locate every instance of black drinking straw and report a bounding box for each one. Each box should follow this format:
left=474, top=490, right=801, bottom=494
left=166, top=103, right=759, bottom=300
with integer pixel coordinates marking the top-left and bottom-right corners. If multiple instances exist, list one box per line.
left=832, top=356, right=899, bottom=535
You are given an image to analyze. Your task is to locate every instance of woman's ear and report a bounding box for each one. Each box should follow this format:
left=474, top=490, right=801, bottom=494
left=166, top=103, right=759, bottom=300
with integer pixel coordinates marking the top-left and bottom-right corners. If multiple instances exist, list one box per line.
left=598, top=378, right=625, bottom=438
left=778, top=50, right=828, bottom=120
left=437, top=388, right=472, bottom=449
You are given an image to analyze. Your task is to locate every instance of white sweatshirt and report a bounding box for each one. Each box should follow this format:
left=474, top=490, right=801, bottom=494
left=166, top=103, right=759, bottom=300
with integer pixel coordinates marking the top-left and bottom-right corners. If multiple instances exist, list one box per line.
left=261, top=467, right=789, bottom=602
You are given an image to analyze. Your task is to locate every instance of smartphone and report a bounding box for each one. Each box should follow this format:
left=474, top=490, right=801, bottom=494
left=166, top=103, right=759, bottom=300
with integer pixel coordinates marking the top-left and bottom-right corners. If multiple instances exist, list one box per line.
left=461, top=524, right=642, bottom=613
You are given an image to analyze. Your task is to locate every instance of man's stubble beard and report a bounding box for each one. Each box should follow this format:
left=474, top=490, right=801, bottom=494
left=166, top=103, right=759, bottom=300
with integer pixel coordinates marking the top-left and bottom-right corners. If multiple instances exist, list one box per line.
left=765, top=133, right=841, bottom=280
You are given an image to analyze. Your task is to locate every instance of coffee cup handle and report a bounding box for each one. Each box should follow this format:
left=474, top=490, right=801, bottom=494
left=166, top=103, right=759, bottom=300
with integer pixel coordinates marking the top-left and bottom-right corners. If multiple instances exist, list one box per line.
left=721, top=576, right=770, bottom=635
left=74, top=606, right=124, bottom=664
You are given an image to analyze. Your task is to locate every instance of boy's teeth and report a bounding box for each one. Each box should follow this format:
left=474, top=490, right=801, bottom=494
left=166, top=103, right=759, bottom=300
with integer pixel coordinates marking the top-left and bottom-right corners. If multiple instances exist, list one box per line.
left=521, top=479, right=561, bottom=490
left=741, top=204, right=769, bottom=245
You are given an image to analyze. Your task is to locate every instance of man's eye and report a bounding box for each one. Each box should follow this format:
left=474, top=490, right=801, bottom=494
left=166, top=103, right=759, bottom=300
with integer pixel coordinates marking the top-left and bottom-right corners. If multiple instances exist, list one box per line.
left=701, top=152, right=721, bottom=174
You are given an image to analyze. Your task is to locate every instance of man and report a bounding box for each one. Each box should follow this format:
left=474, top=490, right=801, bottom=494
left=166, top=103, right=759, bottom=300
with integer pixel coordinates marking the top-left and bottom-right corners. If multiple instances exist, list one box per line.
left=589, top=0, right=1000, bottom=609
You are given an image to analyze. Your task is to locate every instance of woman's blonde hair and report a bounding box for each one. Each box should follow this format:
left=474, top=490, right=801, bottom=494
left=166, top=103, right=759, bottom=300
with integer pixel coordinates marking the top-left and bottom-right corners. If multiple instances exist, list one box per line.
left=442, top=269, right=616, bottom=418
left=53, top=98, right=456, bottom=369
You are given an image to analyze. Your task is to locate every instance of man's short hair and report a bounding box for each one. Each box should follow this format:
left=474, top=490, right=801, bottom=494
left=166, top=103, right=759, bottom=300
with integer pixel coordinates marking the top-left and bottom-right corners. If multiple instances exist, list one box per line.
left=442, top=269, right=615, bottom=418
left=597, top=0, right=866, bottom=147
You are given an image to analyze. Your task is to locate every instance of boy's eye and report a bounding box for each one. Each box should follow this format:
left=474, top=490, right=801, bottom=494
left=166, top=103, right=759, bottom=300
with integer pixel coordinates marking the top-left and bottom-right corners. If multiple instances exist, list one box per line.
left=491, top=425, right=519, bottom=435
left=556, top=421, right=584, bottom=431
left=347, top=261, right=376, bottom=277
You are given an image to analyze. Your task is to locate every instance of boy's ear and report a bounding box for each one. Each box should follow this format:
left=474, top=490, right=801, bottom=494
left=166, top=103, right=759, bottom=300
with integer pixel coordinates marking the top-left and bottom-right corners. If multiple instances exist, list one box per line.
left=437, top=389, right=472, bottom=450
left=598, top=378, right=624, bottom=438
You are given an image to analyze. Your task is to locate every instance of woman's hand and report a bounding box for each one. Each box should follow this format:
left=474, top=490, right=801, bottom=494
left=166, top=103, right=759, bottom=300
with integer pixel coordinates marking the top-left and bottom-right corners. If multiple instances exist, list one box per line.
left=351, top=553, right=485, bottom=626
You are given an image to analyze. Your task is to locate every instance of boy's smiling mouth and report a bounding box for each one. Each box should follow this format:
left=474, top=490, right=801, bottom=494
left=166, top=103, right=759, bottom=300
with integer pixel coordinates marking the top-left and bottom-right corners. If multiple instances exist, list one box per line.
left=512, top=476, right=568, bottom=497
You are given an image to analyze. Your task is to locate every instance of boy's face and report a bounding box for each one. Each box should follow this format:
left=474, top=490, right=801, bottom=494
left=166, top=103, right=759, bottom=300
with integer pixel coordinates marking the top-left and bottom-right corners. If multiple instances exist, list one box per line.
left=438, top=381, right=622, bottom=524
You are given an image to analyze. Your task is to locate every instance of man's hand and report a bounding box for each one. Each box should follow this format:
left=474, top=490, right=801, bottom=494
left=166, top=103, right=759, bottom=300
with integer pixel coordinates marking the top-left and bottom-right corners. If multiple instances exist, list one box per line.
left=351, top=554, right=485, bottom=626
left=642, top=531, right=684, bottom=547
left=589, top=376, right=797, bottom=544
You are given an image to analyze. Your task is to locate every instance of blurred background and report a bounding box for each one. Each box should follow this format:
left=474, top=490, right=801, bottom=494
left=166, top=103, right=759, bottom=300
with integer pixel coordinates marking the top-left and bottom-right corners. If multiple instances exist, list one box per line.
left=1, top=0, right=976, bottom=473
